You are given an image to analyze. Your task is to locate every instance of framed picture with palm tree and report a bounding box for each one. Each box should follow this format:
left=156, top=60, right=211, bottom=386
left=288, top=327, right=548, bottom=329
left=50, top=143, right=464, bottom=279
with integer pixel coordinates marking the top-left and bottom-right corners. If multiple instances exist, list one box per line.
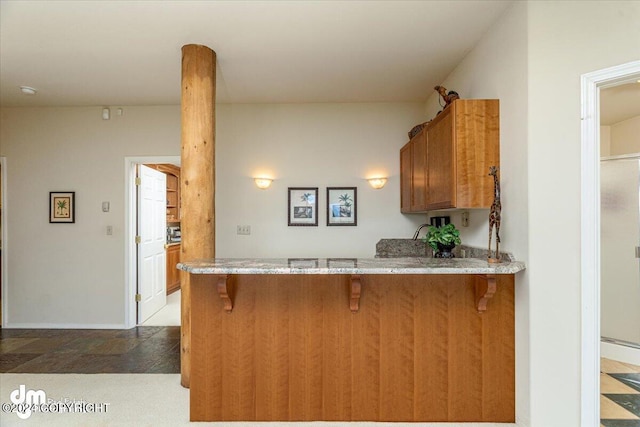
left=327, top=187, right=357, bottom=226
left=288, top=187, right=318, bottom=226
left=49, top=191, right=75, bottom=223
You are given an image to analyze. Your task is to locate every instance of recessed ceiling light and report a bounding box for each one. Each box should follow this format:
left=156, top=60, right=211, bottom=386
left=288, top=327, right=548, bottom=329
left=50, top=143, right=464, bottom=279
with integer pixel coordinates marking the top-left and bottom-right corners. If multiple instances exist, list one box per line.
left=19, top=86, right=37, bottom=95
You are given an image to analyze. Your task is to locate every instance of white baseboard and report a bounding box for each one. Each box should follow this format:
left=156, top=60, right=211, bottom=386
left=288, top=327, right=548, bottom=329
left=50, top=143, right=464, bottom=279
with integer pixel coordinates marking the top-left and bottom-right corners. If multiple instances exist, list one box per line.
left=601, top=340, right=640, bottom=366
left=2, top=323, right=129, bottom=330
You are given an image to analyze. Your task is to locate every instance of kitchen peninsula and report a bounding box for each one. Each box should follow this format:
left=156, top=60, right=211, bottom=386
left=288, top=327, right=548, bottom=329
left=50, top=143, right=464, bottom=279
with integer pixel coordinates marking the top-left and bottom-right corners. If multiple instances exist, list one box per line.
left=178, top=257, right=524, bottom=422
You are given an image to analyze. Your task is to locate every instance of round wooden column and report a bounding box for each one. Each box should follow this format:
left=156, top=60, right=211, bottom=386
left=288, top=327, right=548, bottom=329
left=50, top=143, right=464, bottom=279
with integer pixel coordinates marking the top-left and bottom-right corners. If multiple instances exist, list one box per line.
left=180, top=44, right=216, bottom=388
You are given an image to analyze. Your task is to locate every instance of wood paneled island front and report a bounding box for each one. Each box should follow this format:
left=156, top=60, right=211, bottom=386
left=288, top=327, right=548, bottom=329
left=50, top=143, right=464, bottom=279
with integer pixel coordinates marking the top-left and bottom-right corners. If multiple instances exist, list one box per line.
left=178, top=257, right=525, bottom=423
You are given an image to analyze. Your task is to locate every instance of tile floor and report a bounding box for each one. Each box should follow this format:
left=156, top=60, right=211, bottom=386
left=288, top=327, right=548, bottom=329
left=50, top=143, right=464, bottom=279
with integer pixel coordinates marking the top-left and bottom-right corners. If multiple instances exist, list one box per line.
left=142, top=289, right=181, bottom=326
left=601, top=358, right=640, bottom=427
left=0, top=326, right=180, bottom=374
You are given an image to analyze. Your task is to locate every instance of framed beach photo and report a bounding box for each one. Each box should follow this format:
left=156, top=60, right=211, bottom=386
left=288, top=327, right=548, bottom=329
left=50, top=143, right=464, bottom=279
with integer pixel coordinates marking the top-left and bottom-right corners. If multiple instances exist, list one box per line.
left=50, top=191, right=75, bottom=223
left=288, top=187, right=318, bottom=226
left=327, top=187, right=357, bottom=226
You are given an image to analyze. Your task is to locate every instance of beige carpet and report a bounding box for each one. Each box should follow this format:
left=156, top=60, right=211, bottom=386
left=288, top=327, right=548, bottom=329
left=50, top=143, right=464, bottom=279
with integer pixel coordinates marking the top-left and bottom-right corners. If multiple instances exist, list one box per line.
left=0, top=373, right=517, bottom=426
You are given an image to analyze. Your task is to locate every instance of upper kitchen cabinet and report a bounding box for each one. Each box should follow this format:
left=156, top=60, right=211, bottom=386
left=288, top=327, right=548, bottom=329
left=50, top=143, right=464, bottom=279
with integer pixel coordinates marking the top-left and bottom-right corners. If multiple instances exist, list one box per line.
left=147, top=163, right=181, bottom=223
left=401, top=128, right=428, bottom=212
left=400, top=141, right=413, bottom=212
left=400, top=99, right=499, bottom=212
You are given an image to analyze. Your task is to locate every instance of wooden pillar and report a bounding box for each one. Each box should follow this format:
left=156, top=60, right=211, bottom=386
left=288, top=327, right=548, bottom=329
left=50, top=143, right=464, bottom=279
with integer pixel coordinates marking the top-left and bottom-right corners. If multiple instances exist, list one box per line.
left=180, top=44, right=216, bottom=388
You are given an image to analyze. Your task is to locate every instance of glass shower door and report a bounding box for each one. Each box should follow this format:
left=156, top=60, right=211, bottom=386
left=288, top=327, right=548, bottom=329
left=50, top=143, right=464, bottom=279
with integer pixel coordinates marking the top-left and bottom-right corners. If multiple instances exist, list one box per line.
left=601, top=156, right=640, bottom=346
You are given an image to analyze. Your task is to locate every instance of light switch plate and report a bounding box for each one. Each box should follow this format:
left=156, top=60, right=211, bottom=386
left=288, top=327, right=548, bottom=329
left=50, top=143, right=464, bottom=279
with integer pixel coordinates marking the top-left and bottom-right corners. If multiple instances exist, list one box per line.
left=236, top=225, right=251, bottom=235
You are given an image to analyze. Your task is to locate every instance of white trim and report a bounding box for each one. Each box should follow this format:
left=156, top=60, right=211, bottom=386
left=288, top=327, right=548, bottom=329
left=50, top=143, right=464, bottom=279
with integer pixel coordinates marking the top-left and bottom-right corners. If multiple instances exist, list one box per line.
left=0, top=157, right=6, bottom=327
left=124, top=156, right=180, bottom=329
left=3, top=323, right=127, bottom=329
left=601, top=153, right=640, bottom=162
left=581, top=60, right=640, bottom=427
left=601, top=341, right=640, bottom=367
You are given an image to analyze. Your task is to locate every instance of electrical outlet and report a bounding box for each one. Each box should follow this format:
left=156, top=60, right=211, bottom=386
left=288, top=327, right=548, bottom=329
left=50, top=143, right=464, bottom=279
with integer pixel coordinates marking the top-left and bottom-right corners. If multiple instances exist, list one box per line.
left=236, top=225, right=251, bottom=235
left=106, top=225, right=113, bottom=235
left=461, top=211, right=469, bottom=227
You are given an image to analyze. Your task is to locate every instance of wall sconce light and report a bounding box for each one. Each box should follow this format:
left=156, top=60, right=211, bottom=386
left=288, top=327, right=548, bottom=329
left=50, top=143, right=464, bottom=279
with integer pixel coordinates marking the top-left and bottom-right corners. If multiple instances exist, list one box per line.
left=254, top=178, right=273, bottom=189
left=19, top=86, right=37, bottom=95
left=367, top=177, right=387, bottom=189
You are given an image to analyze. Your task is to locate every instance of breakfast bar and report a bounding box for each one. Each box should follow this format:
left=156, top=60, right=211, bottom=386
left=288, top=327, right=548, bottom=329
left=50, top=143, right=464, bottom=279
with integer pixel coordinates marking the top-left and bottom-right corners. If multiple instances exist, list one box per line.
left=178, top=257, right=525, bottom=422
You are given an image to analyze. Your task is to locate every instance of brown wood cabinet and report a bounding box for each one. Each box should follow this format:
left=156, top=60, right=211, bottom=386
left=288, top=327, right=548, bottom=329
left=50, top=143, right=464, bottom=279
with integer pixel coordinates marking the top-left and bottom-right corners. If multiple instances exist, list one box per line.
left=189, top=272, right=515, bottom=422
left=147, top=163, right=181, bottom=223
left=400, top=99, right=499, bottom=212
left=166, top=243, right=181, bottom=295
left=400, top=142, right=412, bottom=212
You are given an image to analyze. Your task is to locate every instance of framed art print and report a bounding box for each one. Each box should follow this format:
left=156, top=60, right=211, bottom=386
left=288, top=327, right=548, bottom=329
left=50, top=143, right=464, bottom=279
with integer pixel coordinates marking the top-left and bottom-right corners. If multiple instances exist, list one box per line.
left=327, top=187, right=357, bottom=226
left=50, top=191, right=75, bottom=223
left=288, top=187, right=318, bottom=226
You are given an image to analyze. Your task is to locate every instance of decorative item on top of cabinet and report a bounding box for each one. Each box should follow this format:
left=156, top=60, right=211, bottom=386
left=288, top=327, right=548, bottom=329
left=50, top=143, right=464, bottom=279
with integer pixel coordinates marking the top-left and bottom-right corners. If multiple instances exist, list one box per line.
left=434, top=85, right=460, bottom=110
left=400, top=99, right=500, bottom=212
left=408, top=120, right=429, bottom=139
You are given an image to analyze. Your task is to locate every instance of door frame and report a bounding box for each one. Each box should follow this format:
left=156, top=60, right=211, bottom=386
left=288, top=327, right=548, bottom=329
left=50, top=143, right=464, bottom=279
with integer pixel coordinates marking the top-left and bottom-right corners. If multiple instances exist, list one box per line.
left=1, top=156, right=6, bottom=327
left=580, top=60, right=640, bottom=426
left=124, top=156, right=179, bottom=329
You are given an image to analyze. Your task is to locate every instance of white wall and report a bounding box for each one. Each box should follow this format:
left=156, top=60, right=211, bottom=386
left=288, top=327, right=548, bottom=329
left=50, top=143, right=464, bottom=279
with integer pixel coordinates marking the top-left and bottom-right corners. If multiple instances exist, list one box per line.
left=216, top=102, right=426, bottom=258
left=424, top=1, right=639, bottom=425
left=0, top=102, right=426, bottom=327
left=421, top=2, right=531, bottom=424
left=0, top=106, right=181, bottom=327
left=610, top=115, right=640, bottom=155
left=527, top=1, right=640, bottom=426
left=2, top=1, right=639, bottom=423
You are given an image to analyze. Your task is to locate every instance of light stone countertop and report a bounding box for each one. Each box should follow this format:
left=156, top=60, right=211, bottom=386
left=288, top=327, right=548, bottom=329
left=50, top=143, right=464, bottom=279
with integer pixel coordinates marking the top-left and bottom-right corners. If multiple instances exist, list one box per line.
left=177, top=257, right=525, bottom=275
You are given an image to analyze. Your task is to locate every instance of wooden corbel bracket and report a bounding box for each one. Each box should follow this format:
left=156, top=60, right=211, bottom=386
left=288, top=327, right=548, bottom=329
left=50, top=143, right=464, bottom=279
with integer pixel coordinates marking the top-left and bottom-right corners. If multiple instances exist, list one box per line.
left=216, top=274, right=234, bottom=313
left=350, top=275, right=362, bottom=313
left=475, top=274, right=497, bottom=313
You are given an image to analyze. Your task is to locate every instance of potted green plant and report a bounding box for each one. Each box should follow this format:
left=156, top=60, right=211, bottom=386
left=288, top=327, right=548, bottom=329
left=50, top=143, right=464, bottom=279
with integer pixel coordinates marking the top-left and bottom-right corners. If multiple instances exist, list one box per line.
left=422, top=223, right=461, bottom=258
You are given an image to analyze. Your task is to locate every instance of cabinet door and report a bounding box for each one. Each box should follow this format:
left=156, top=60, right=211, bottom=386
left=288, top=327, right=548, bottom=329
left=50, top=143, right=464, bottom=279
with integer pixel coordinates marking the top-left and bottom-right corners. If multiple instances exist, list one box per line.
left=166, top=245, right=181, bottom=294
left=411, top=131, right=428, bottom=211
left=426, top=109, right=455, bottom=209
left=400, top=142, right=412, bottom=212
left=454, top=99, right=500, bottom=208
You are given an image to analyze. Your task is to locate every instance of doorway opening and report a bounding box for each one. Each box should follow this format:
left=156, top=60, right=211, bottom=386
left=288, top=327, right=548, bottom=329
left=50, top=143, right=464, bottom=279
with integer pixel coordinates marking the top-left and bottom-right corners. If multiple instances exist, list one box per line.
left=0, top=157, right=5, bottom=327
left=124, top=156, right=180, bottom=329
left=580, top=60, right=640, bottom=425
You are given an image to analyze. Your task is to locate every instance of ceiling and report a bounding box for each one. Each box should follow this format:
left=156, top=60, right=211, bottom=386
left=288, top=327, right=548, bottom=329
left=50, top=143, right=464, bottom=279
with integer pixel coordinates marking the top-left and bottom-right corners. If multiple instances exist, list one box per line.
left=2, top=1, right=637, bottom=125
left=0, top=0, right=514, bottom=107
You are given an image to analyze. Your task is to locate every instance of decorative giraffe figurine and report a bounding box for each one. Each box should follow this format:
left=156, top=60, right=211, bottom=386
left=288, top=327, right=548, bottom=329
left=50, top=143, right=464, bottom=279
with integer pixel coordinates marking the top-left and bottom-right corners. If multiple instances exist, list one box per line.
left=488, top=166, right=502, bottom=262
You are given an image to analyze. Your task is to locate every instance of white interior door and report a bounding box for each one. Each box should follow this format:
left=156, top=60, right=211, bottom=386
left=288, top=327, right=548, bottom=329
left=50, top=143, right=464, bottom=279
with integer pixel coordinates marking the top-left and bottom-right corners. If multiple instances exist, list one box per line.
left=601, top=157, right=640, bottom=345
left=137, top=165, right=167, bottom=323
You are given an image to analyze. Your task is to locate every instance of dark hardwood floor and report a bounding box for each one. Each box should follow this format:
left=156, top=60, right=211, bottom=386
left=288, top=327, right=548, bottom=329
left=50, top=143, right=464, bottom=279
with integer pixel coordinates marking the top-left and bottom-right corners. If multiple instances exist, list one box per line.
left=0, top=326, right=180, bottom=373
